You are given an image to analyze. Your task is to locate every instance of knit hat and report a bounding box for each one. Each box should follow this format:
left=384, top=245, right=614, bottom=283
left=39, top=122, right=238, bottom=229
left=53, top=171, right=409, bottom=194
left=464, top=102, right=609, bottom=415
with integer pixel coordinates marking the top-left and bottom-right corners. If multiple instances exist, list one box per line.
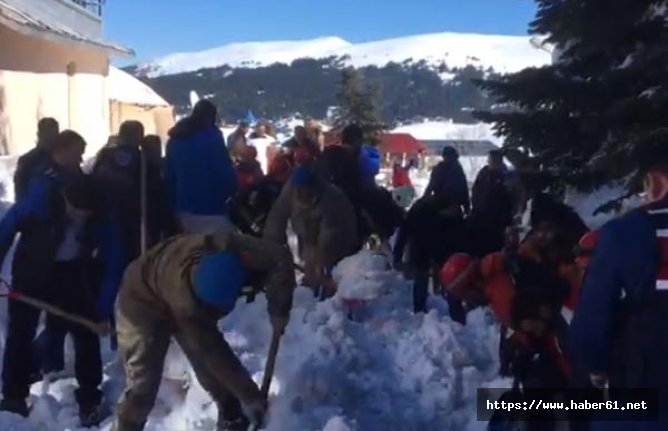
left=291, top=164, right=316, bottom=187
left=193, top=251, right=246, bottom=312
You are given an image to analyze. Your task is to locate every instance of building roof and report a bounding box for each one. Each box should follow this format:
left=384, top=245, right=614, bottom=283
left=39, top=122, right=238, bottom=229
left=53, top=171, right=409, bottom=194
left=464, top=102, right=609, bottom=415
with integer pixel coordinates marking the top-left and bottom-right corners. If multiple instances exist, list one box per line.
left=422, top=139, right=498, bottom=157
left=323, top=131, right=427, bottom=154
left=378, top=133, right=427, bottom=155
left=108, top=67, right=170, bottom=107
left=0, top=0, right=133, bottom=56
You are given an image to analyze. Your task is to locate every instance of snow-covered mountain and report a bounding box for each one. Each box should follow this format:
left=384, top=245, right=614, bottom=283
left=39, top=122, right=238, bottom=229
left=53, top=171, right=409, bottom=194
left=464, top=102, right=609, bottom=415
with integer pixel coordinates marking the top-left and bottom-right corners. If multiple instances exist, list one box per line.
left=136, top=32, right=551, bottom=78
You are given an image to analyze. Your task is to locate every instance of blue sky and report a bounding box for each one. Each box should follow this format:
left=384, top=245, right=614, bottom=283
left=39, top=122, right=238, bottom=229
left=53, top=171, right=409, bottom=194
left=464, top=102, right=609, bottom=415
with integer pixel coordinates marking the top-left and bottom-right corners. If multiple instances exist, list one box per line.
left=105, top=0, right=537, bottom=64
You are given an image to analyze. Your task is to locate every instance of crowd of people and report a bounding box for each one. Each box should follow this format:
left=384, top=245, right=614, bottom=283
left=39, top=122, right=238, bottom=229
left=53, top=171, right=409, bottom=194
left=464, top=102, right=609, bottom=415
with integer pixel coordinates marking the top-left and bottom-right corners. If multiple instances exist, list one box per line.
left=0, top=98, right=666, bottom=431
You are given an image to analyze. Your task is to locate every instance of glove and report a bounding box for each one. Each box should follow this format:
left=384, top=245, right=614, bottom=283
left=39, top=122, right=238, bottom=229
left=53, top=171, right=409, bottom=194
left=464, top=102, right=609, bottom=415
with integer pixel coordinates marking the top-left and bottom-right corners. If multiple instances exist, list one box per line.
left=242, top=399, right=268, bottom=428
left=270, top=314, right=289, bottom=335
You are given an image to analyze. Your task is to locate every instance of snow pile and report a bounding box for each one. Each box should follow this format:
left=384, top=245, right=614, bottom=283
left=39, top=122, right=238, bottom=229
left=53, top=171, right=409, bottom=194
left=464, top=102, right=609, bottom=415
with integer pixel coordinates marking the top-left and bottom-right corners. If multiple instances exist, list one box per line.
left=148, top=252, right=502, bottom=431
left=332, top=250, right=392, bottom=301
left=137, top=32, right=551, bottom=78
left=0, top=248, right=503, bottom=430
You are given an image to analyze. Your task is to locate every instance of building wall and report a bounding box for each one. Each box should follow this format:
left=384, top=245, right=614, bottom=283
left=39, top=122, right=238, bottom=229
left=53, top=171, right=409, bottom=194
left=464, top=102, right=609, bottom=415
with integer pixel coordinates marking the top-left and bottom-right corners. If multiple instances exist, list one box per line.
left=0, top=23, right=110, bottom=156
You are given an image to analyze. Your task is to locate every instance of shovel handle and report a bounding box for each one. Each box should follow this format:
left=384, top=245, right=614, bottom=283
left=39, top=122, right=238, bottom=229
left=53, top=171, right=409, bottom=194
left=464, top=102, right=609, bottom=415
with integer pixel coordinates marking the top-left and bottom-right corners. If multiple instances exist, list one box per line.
left=260, top=330, right=282, bottom=396
left=0, top=280, right=110, bottom=336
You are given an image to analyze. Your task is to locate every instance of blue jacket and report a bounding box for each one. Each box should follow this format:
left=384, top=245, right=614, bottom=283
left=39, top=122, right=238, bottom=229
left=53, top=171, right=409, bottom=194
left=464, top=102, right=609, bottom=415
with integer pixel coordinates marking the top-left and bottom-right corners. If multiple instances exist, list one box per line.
left=165, top=127, right=237, bottom=216
left=571, top=202, right=668, bottom=430
left=0, top=168, right=91, bottom=295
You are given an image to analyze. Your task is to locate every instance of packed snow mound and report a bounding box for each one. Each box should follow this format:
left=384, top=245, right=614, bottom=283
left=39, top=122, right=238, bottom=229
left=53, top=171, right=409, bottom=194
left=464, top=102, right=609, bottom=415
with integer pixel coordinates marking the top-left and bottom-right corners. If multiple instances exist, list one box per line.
left=332, top=250, right=392, bottom=301
left=136, top=32, right=551, bottom=78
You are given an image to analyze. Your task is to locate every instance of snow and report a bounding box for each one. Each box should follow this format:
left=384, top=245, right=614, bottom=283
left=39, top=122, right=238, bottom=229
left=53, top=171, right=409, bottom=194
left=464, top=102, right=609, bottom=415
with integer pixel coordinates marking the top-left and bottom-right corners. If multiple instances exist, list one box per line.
left=392, top=120, right=502, bottom=147
left=565, top=185, right=643, bottom=229
left=107, top=67, right=170, bottom=107
left=137, top=32, right=551, bottom=78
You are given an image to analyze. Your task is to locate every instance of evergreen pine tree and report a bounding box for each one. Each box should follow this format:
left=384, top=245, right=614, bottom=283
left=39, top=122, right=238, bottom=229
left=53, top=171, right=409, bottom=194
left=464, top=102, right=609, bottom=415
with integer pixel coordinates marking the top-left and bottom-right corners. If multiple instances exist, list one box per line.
left=474, top=0, right=668, bottom=192
left=334, top=68, right=387, bottom=145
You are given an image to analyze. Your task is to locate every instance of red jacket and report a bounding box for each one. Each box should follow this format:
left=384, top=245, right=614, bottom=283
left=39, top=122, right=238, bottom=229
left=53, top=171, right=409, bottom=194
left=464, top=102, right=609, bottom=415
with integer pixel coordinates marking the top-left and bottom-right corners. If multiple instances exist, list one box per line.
left=392, top=165, right=412, bottom=188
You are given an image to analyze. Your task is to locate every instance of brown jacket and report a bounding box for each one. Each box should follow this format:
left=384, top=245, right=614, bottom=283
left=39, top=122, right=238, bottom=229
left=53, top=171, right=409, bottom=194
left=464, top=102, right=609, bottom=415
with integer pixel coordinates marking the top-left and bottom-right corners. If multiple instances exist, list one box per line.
left=118, top=229, right=296, bottom=321
left=263, top=181, right=358, bottom=269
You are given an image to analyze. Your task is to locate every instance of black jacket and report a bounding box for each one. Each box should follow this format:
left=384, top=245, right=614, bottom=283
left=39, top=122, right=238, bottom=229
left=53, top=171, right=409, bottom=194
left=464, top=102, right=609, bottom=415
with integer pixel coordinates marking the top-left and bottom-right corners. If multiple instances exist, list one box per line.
left=14, top=147, right=52, bottom=201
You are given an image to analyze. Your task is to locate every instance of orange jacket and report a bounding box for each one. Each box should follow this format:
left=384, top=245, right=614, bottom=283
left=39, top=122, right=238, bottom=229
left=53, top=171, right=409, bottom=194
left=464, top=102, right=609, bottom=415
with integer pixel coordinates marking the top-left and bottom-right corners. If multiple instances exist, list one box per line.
left=481, top=246, right=578, bottom=377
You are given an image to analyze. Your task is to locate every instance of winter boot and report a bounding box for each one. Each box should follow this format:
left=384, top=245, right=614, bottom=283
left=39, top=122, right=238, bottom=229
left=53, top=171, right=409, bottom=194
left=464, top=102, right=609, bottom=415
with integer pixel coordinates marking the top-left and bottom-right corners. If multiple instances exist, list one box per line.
left=0, top=398, right=29, bottom=417
left=218, top=396, right=251, bottom=431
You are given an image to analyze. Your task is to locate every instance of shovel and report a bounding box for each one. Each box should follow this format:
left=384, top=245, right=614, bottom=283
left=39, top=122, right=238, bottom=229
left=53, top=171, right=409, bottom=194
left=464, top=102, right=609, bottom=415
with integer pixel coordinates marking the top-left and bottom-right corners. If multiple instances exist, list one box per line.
left=250, top=329, right=282, bottom=431
left=0, top=279, right=110, bottom=336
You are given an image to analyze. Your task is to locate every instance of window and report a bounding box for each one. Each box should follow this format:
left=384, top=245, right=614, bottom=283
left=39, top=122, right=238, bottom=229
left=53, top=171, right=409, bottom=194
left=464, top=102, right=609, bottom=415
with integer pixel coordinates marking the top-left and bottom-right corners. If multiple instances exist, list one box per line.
left=67, top=0, right=103, bottom=16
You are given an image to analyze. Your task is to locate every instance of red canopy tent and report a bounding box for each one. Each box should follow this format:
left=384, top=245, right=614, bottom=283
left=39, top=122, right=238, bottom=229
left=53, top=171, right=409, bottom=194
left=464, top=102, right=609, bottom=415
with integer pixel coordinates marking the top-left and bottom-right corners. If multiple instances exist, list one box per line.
left=323, top=131, right=427, bottom=156
left=378, top=133, right=427, bottom=157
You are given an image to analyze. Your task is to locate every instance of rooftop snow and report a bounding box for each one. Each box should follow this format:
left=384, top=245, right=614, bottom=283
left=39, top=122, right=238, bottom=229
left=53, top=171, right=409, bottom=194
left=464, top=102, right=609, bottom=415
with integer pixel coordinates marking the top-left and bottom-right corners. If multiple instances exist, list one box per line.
left=108, top=66, right=170, bottom=106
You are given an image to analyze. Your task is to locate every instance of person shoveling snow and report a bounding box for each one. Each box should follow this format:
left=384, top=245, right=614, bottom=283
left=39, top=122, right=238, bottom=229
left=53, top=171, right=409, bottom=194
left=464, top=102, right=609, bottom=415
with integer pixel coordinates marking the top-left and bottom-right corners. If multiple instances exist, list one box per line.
left=110, top=230, right=296, bottom=431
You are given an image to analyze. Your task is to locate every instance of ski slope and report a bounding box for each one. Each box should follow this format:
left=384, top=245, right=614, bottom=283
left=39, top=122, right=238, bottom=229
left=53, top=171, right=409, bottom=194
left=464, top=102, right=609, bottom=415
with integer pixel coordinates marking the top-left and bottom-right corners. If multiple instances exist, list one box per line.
left=136, top=32, right=551, bottom=78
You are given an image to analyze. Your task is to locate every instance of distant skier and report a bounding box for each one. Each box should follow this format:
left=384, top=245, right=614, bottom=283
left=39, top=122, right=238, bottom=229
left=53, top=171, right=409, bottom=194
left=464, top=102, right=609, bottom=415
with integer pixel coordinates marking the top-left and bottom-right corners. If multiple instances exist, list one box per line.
left=110, top=230, right=296, bottom=431
left=165, top=100, right=238, bottom=234
left=14, top=117, right=59, bottom=201
left=571, top=147, right=668, bottom=431
left=264, top=164, right=358, bottom=297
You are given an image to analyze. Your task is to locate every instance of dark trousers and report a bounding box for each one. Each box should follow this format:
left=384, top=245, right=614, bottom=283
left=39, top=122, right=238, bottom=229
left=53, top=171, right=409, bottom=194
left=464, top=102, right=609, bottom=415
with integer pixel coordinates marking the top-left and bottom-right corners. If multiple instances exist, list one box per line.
left=2, top=261, right=102, bottom=406
left=413, top=269, right=467, bottom=324
left=32, top=324, right=66, bottom=375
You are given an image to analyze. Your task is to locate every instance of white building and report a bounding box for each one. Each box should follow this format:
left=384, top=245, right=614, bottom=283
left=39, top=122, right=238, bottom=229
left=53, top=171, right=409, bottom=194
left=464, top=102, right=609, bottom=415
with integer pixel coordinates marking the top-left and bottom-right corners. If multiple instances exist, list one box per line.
left=0, top=0, right=173, bottom=157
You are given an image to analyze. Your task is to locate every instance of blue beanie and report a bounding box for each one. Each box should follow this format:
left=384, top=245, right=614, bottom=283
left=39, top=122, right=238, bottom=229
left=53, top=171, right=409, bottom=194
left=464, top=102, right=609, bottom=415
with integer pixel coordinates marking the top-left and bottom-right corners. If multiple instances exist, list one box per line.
left=193, top=251, right=245, bottom=312
left=292, top=164, right=316, bottom=187
left=360, top=145, right=381, bottom=178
